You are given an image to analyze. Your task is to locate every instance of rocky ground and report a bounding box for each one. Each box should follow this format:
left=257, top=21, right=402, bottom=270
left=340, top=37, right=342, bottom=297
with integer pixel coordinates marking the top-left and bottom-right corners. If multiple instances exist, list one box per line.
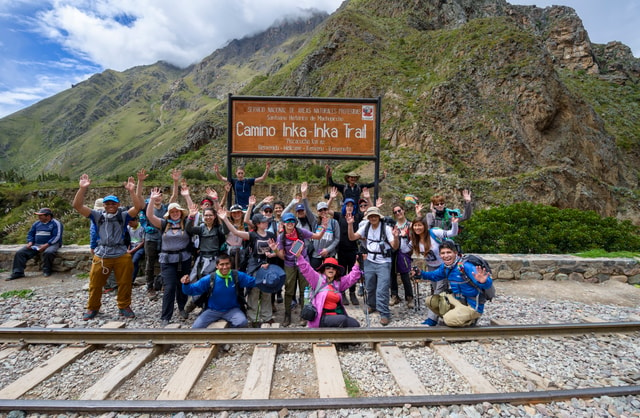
left=1, top=270, right=640, bottom=417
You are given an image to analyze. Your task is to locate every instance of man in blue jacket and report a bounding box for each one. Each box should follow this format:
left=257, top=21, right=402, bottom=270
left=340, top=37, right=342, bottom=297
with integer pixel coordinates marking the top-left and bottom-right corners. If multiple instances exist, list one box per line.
left=411, top=240, right=493, bottom=327
left=181, top=253, right=256, bottom=328
left=6, top=208, right=63, bottom=280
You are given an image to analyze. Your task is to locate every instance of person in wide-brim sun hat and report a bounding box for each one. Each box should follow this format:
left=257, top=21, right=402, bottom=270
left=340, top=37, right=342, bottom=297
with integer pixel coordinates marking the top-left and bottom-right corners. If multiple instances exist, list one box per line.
left=163, top=202, right=188, bottom=219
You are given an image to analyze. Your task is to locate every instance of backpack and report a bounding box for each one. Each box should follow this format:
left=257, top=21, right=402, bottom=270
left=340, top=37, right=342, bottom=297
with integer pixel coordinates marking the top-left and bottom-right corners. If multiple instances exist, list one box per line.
left=194, top=270, right=247, bottom=313
left=92, top=208, right=131, bottom=247
left=363, top=221, right=392, bottom=259
left=456, top=254, right=496, bottom=303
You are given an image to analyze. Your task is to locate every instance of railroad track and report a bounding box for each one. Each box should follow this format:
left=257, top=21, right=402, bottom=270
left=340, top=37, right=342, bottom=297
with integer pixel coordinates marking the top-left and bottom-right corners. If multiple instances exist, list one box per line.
left=0, top=319, right=639, bottom=414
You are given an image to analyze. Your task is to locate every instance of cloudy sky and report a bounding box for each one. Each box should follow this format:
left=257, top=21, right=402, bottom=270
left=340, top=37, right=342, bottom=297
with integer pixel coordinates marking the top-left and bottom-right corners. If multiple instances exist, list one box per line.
left=0, top=0, right=638, bottom=119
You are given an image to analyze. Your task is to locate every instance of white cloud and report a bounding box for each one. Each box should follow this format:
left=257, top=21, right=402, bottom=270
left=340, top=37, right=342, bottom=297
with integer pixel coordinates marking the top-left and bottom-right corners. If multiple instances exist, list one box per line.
left=35, top=0, right=344, bottom=70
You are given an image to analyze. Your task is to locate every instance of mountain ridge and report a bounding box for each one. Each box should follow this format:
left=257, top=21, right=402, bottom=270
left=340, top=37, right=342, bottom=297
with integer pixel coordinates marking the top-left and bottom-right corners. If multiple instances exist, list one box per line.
left=0, top=0, right=639, bottom=223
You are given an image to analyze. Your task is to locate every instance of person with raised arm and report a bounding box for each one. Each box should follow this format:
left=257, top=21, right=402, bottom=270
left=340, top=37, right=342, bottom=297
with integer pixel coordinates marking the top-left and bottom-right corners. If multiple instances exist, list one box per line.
left=73, top=172, right=144, bottom=320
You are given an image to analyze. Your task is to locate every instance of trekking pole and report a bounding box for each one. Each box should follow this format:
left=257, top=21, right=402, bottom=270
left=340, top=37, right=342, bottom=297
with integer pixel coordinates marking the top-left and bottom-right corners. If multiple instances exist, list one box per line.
left=361, top=279, right=369, bottom=327
left=411, top=266, right=422, bottom=313
left=413, top=277, right=421, bottom=313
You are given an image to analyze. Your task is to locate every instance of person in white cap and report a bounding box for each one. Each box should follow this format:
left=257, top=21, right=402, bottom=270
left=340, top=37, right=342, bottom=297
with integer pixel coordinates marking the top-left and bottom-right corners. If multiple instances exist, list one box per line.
left=6, top=208, right=63, bottom=281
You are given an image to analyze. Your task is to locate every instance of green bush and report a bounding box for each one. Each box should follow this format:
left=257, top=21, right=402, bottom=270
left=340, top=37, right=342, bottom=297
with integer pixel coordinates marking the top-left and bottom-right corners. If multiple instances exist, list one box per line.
left=457, top=202, right=640, bottom=254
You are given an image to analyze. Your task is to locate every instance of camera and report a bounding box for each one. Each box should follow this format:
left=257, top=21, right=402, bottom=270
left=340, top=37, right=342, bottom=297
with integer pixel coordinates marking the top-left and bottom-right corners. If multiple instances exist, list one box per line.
left=378, top=242, right=392, bottom=258
left=447, top=209, right=461, bottom=217
left=411, top=266, right=421, bottom=278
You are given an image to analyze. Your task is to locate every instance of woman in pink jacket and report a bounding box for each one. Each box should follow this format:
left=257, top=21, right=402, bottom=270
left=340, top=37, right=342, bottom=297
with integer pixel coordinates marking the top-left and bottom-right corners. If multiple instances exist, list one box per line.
left=294, top=248, right=362, bottom=328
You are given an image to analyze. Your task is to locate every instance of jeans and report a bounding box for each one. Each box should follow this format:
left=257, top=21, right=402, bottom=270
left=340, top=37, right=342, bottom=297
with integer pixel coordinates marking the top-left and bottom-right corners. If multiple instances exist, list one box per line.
left=131, top=248, right=145, bottom=282
left=363, top=259, right=391, bottom=318
left=193, top=307, right=247, bottom=328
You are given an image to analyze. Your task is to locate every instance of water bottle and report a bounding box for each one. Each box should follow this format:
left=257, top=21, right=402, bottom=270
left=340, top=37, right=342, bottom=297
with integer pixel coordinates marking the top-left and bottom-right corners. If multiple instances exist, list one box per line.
left=303, top=286, right=310, bottom=305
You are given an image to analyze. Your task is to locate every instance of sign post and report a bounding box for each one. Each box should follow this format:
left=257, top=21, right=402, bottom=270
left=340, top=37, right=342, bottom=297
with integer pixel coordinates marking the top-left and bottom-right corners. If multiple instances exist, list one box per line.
left=227, top=95, right=381, bottom=201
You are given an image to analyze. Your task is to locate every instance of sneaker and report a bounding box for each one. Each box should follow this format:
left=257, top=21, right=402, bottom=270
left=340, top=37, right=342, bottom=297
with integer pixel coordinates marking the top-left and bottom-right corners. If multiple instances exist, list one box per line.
left=389, top=295, right=400, bottom=306
left=43, top=271, right=52, bottom=277
left=103, top=287, right=117, bottom=294
left=342, top=292, right=350, bottom=306
left=357, top=286, right=364, bottom=297
left=380, top=317, right=390, bottom=326
left=5, top=272, right=25, bottom=281
left=367, top=306, right=377, bottom=314
left=349, top=292, right=360, bottom=306
left=406, top=297, right=414, bottom=309
left=119, top=306, right=136, bottom=318
left=179, top=310, right=188, bottom=320
left=147, top=289, right=158, bottom=301
left=290, top=299, right=298, bottom=310
left=83, top=310, right=98, bottom=320
left=160, top=319, right=170, bottom=327
left=422, top=318, right=438, bottom=326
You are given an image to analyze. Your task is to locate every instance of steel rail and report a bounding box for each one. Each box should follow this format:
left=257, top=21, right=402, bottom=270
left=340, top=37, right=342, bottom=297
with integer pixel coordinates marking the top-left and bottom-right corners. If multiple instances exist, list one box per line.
left=1, top=322, right=639, bottom=345
left=0, top=385, right=638, bottom=413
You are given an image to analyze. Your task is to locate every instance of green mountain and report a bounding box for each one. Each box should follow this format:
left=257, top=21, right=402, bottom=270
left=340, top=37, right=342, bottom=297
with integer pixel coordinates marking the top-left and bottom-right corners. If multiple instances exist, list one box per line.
left=1, top=0, right=639, bottom=222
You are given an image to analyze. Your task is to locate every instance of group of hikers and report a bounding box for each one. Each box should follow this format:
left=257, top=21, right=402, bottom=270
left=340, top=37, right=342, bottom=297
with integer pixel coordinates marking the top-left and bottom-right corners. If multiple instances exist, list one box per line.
left=6, top=162, right=493, bottom=330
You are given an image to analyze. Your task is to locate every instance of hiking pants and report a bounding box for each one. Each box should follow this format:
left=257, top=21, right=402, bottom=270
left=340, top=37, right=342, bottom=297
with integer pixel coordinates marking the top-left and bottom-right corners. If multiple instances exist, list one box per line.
left=363, top=259, right=391, bottom=319
left=87, top=253, right=133, bottom=311
left=160, top=259, right=191, bottom=321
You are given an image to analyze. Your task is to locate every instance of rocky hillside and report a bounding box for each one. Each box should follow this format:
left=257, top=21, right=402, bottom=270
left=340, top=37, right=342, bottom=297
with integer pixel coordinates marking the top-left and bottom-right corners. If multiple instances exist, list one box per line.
left=0, top=0, right=639, bottom=223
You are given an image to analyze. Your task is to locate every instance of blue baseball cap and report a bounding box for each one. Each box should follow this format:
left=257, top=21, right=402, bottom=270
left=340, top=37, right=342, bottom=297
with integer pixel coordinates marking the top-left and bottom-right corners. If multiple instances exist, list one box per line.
left=282, top=213, right=296, bottom=223
left=103, top=195, right=120, bottom=203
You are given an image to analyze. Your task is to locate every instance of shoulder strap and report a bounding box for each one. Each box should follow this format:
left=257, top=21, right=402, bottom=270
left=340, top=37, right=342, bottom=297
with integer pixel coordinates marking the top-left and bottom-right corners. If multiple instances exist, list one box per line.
left=429, top=229, right=443, bottom=244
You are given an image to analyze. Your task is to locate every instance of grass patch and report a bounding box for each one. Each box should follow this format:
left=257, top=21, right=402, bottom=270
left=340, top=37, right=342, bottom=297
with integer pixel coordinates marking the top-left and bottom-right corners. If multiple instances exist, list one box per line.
left=343, top=371, right=361, bottom=397
left=573, top=250, right=640, bottom=259
left=1, top=289, right=34, bottom=299
left=76, top=273, right=90, bottom=279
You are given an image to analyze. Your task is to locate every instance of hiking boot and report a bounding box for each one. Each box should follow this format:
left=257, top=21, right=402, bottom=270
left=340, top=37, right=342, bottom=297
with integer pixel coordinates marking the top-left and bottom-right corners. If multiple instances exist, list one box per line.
left=406, top=297, right=415, bottom=309
left=341, top=292, right=350, bottom=306
left=357, top=286, right=364, bottom=296
left=276, top=292, right=283, bottom=304
left=5, top=272, right=25, bottom=281
left=283, top=313, right=291, bottom=327
left=349, top=292, right=359, bottom=306
left=380, top=317, right=390, bottom=326
left=179, top=310, right=188, bottom=320
left=367, top=306, right=377, bottom=314
left=389, top=295, right=400, bottom=306
left=43, top=271, right=52, bottom=277
left=184, top=298, right=196, bottom=313
left=147, top=289, right=158, bottom=301
left=83, top=310, right=98, bottom=320
left=160, top=319, right=170, bottom=327
left=119, top=306, right=136, bottom=318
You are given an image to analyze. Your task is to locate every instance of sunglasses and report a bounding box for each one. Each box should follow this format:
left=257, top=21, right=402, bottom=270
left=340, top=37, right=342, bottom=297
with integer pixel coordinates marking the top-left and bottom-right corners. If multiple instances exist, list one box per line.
left=283, top=219, right=296, bottom=224
left=393, top=209, right=403, bottom=214
left=264, top=209, right=273, bottom=213
left=359, top=204, right=367, bottom=208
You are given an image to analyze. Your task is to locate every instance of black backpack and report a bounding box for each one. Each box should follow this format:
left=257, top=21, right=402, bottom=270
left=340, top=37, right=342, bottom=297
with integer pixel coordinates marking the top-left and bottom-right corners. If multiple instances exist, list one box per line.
left=194, top=270, right=247, bottom=313
left=456, top=254, right=496, bottom=303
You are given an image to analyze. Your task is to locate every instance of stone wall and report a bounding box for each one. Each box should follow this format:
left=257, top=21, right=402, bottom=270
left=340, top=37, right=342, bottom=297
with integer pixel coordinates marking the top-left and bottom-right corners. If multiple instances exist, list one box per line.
left=1, top=245, right=639, bottom=285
